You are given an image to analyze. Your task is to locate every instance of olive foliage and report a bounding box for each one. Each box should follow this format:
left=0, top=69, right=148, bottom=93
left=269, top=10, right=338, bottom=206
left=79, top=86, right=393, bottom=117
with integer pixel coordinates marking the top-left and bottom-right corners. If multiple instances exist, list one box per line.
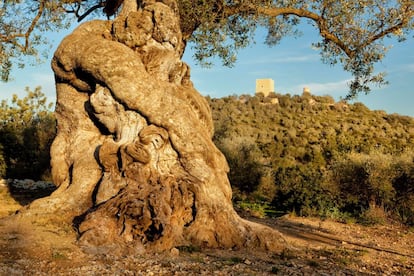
left=0, top=0, right=413, bottom=97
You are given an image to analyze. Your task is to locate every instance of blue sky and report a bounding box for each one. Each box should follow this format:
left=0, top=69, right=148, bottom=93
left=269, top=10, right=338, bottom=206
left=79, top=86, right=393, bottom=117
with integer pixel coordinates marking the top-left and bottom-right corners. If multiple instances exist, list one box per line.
left=1, top=22, right=413, bottom=116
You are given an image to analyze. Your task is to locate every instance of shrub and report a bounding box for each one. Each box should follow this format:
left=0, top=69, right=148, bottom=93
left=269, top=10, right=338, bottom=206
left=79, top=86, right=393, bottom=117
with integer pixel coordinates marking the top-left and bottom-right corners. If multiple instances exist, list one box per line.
left=329, top=152, right=414, bottom=224
left=272, top=165, right=335, bottom=217
left=216, top=138, right=263, bottom=194
left=392, top=153, right=414, bottom=225
left=329, top=152, right=396, bottom=216
left=359, top=206, right=388, bottom=226
left=0, top=144, right=6, bottom=178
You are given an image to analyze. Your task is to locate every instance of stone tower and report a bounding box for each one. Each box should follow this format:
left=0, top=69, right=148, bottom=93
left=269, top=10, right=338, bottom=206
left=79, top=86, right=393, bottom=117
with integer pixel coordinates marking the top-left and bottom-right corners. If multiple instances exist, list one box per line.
left=255, top=79, right=274, bottom=97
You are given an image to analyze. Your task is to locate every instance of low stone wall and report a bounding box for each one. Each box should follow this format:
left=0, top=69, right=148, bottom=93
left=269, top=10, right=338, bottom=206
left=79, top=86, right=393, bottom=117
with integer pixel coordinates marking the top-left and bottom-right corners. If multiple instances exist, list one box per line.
left=4, top=179, right=55, bottom=191
left=0, top=179, right=56, bottom=205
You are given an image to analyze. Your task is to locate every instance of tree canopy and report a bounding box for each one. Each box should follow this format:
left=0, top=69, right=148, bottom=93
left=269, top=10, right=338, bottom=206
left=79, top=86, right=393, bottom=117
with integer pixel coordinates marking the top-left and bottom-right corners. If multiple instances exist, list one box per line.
left=0, top=0, right=413, bottom=98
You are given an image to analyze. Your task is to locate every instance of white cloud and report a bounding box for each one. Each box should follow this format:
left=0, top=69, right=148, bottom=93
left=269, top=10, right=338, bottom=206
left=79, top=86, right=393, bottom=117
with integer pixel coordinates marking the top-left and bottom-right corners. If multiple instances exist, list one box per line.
left=242, top=54, right=318, bottom=65
left=385, top=63, right=414, bottom=74
left=403, top=63, right=414, bottom=72
left=0, top=83, right=23, bottom=99
left=292, top=79, right=351, bottom=96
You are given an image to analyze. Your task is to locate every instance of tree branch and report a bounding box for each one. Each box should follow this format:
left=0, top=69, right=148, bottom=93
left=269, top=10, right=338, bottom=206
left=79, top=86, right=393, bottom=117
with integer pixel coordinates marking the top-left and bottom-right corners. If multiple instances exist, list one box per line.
left=65, top=3, right=83, bottom=18
left=77, top=4, right=105, bottom=22
left=223, top=4, right=355, bottom=58
left=0, top=0, right=46, bottom=53
left=361, top=5, right=414, bottom=49
left=25, top=0, right=46, bottom=50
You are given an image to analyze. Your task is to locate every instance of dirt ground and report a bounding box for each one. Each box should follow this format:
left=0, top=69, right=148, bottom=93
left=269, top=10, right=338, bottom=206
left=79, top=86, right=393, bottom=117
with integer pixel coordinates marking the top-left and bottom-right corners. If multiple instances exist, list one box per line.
left=0, top=182, right=413, bottom=275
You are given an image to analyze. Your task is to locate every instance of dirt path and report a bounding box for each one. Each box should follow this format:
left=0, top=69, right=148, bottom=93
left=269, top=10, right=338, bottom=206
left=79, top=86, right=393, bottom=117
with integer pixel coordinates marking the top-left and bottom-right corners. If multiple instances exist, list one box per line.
left=0, top=183, right=413, bottom=275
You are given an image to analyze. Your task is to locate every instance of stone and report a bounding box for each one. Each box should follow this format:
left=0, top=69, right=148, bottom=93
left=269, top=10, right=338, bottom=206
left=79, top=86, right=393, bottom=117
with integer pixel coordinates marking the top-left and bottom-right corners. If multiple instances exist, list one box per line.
left=170, top=247, right=180, bottom=257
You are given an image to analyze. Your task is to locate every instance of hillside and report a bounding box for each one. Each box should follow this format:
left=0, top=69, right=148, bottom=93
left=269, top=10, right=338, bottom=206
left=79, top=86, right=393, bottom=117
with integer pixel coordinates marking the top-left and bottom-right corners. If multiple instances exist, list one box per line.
left=208, top=92, right=414, bottom=225
left=209, top=92, right=414, bottom=164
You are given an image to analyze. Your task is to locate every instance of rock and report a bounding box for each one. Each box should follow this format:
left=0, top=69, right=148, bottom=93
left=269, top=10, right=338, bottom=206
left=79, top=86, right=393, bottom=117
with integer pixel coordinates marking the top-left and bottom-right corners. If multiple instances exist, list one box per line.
left=0, top=179, right=7, bottom=187
left=170, top=247, right=179, bottom=257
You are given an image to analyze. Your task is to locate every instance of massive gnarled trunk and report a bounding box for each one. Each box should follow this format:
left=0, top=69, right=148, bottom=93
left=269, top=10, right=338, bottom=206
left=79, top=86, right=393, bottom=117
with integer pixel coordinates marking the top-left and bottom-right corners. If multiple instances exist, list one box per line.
left=21, top=0, right=285, bottom=253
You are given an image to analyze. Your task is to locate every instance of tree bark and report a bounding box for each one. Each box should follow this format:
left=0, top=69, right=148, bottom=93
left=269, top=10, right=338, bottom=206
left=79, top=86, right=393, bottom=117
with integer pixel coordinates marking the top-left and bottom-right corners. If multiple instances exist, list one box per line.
left=18, top=0, right=286, bottom=253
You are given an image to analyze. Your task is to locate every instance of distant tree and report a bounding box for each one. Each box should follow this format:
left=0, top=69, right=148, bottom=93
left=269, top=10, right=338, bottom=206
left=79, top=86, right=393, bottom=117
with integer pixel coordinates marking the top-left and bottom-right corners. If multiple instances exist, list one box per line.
left=0, top=86, right=55, bottom=179
left=0, top=0, right=412, bottom=97
left=0, top=87, right=53, bottom=130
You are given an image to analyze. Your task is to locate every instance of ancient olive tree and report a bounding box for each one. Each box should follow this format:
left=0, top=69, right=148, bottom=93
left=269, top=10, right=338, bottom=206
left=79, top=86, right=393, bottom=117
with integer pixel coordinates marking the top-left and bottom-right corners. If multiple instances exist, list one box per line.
left=2, top=0, right=413, bottom=253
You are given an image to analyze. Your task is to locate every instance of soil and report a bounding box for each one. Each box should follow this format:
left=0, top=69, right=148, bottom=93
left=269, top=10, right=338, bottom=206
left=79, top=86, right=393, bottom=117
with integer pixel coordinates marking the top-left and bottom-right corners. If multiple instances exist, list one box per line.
left=0, top=182, right=413, bottom=275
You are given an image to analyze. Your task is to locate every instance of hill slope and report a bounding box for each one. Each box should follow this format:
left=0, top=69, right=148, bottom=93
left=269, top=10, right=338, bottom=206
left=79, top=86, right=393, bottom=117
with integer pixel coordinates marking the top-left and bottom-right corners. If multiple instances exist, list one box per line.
left=208, top=92, right=414, bottom=224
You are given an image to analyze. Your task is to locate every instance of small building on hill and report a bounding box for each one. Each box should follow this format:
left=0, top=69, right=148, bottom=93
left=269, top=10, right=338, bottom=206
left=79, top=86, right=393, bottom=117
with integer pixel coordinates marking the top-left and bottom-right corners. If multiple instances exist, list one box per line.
left=302, top=87, right=311, bottom=96
left=255, top=79, right=274, bottom=97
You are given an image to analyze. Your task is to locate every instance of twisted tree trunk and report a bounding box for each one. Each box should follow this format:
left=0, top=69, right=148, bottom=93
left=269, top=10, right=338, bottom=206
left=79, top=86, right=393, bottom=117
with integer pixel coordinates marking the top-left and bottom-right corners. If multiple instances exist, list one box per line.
left=19, top=0, right=286, bottom=253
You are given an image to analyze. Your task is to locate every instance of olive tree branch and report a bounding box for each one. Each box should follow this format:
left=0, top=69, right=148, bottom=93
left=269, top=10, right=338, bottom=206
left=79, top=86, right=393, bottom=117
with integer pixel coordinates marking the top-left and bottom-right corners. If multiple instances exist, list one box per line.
left=223, top=2, right=412, bottom=60
left=223, top=4, right=355, bottom=59
left=0, top=0, right=45, bottom=53
left=25, top=0, right=46, bottom=51
left=361, top=4, right=413, bottom=48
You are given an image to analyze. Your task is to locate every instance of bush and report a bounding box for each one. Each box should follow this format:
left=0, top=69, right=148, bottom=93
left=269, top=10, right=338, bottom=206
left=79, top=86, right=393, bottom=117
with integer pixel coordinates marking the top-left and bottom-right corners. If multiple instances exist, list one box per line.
left=272, top=165, right=335, bottom=217
left=330, top=152, right=414, bottom=224
left=0, top=144, right=6, bottom=178
left=220, top=140, right=263, bottom=194
left=392, top=154, right=414, bottom=225
left=329, top=152, right=396, bottom=215
left=271, top=152, right=413, bottom=225
left=359, top=206, right=388, bottom=226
